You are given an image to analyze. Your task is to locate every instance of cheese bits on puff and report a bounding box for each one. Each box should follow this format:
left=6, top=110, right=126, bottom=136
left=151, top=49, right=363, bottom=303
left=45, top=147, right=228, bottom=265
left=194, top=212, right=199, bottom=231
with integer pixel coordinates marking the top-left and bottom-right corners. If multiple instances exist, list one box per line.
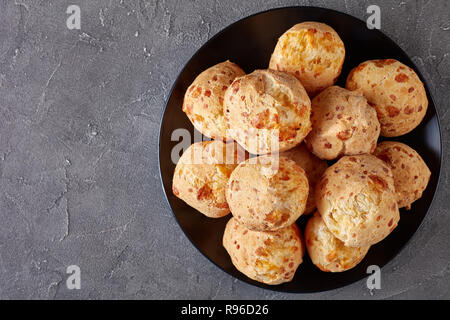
left=183, top=61, right=245, bottom=140
left=172, top=141, right=244, bottom=218
left=305, top=86, right=380, bottom=160
left=223, top=217, right=304, bottom=285
left=346, top=59, right=428, bottom=137
left=270, top=22, right=345, bottom=97
left=224, top=69, right=311, bottom=155
left=316, top=155, right=400, bottom=248
left=305, top=212, right=370, bottom=272
left=226, top=155, right=309, bottom=232
left=374, top=141, right=431, bottom=210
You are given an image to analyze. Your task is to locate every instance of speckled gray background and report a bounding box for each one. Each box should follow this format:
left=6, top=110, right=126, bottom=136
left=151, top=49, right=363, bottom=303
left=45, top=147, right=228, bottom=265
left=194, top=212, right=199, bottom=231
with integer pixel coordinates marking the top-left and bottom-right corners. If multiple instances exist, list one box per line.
left=0, top=0, right=448, bottom=300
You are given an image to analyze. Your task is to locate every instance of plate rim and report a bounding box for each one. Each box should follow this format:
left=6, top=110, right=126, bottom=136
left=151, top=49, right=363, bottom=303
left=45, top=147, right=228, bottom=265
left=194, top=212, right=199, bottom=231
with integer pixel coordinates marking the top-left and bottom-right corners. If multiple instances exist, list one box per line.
left=157, top=5, right=444, bottom=294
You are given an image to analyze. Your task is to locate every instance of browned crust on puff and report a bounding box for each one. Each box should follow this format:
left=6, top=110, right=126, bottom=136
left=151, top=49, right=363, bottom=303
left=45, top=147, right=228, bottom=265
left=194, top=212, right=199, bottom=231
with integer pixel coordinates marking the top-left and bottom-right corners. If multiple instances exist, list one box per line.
left=224, top=69, right=311, bottom=155
left=223, top=218, right=304, bottom=285
left=183, top=61, right=245, bottom=140
left=305, top=86, right=380, bottom=160
left=346, top=59, right=428, bottom=137
left=305, top=212, right=370, bottom=272
left=269, top=22, right=346, bottom=97
left=373, top=141, right=431, bottom=209
left=172, top=141, right=244, bottom=218
left=226, top=155, right=309, bottom=231
left=315, top=154, right=400, bottom=247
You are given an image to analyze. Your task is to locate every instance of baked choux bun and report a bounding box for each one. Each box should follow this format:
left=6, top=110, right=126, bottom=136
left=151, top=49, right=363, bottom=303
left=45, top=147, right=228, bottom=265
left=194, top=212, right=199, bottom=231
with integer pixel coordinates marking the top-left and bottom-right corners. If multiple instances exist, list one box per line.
left=172, top=141, right=245, bottom=218
left=305, top=212, right=370, bottom=272
left=346, top=59, right=428, bottom=137
left=305, top=86, right=380, bottom=160
left=223, top=217, right=304, bottom=285
left=182, top=61, right=245, bottom=140
left=224, top=69, right=311, bottom=155
left=269, top=22, right=346, bottom=97
left=374, top=141, right=431, bottom=210
left=226, top=155, right=309, bottom=232
left=281, top=144, right=328, bottom=214
left=315, top=155, right=400, bottom=247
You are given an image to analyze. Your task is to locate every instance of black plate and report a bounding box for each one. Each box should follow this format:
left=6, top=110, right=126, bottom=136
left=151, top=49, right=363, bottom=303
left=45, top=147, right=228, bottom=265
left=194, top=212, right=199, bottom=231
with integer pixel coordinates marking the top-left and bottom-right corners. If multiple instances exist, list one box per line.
left=158, top=6, right=442, bottom=293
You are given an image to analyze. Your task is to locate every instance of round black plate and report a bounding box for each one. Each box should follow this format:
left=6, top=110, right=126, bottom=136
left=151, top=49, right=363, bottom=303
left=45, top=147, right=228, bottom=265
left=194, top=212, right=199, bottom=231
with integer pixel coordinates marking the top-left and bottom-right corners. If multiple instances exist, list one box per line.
left=158, top=7, right=442, bottom=293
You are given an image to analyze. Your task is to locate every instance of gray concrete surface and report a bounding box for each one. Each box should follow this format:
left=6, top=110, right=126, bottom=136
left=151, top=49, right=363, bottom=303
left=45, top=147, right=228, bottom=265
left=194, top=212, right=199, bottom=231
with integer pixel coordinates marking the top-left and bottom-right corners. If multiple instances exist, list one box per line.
left=0, top=0, right=448, bottom=300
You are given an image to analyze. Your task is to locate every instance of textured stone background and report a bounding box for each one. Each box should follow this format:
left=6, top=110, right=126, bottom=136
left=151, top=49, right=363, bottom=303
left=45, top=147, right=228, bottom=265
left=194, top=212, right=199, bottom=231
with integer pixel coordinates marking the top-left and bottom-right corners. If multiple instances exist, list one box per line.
left=0, top=0, right=448, bottom=299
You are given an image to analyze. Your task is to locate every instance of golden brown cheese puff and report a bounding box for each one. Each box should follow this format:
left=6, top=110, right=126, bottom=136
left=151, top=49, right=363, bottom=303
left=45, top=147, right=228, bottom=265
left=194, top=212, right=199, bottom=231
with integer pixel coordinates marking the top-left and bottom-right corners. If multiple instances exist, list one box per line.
left=305, top=86, right=380, bottom=160
left=305, top=212, right=370, bottom=272
left=182, top=61, right=245, bottom=140
left=224, top=69, right=311, bottom=155
left=374, top=141, right=431, bottom=210
left=226, top=155, right=309, bottom=232
left=315, top=155, right=400, bottom=248
left=172, top=141, right=244, bottom=218
left=346, top=59, right=428, bottom=137
left=223, top=217, right=304, bottom=285
left=269, top=22, right=345, bottom=97
left=281, top=144, right=328, bottom=214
